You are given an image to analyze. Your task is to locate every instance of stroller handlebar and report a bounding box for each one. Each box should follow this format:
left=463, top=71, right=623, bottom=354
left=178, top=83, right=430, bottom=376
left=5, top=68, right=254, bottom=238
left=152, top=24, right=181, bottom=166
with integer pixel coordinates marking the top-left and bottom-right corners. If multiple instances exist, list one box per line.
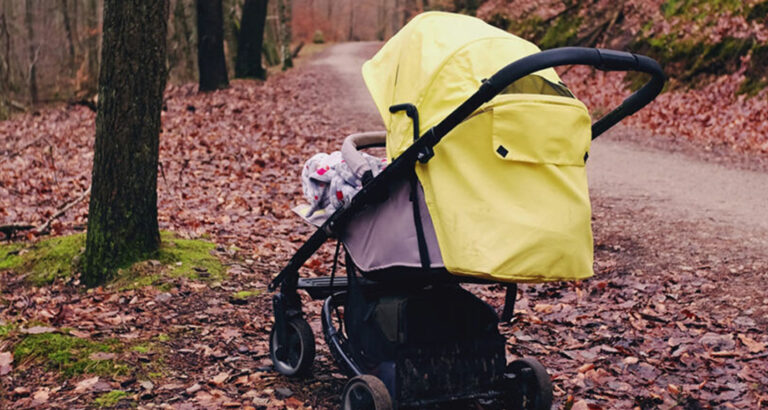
left=477, top=47, right=666, bottom=139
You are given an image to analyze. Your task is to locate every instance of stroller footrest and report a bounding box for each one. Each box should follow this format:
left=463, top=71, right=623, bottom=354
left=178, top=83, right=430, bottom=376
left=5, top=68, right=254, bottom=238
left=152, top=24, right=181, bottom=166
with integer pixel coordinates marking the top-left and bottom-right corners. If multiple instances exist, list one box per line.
left=297, top=276, right=377, bottom=299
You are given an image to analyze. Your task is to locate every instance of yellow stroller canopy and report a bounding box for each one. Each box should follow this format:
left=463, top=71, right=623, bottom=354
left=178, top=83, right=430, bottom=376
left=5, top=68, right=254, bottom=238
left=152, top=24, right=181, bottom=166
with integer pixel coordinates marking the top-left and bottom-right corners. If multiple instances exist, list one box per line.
left=363, top=12, right=595, bottom=283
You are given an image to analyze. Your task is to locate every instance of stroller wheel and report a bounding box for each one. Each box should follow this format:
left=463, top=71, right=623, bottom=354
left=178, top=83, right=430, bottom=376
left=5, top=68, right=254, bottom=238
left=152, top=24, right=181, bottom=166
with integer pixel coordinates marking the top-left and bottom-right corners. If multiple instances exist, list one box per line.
left=504, top=357, right=553, bottom=410
left=269, top=316, right=315, bottom=376
left=342, top=375, right=393, bottom=410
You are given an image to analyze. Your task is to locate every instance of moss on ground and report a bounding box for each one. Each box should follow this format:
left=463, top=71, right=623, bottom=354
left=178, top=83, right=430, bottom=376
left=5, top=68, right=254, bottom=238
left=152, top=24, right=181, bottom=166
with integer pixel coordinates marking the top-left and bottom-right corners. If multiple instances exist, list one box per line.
left=0, top=322, right=15, bottom=338
left=157, top=231, right=225, bottom=280
left=0, top=234, right=85, bottom=285
left=110, top=231, right=225, bottom=290
left=13, top=332, right=128, bottom=378
left=661, top=0, right=745, bottom=19
left=539, top=14, right=582, bottom=50
left=230, top=289, right=263, bottom=301
left=93, top=390, right=130, bottom=407
left=0, top=231, right=225, bottom=289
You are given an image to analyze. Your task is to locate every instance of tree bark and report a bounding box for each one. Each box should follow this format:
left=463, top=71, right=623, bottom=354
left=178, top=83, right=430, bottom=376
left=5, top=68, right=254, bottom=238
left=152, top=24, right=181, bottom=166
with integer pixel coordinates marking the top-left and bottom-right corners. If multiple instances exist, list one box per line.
left=196, top=0, right=229, bottom=91
left=83, top=0, right=169, bottom=286
left=60, top=0, right=76, bottom=73
left=235, top=0, right=268, bottom=79
left=24, top=0, right=38, bottom=105
left=391, top=0, right=400, bottom=35
left=173, top=0, right=197, bottom=81
left=277, top=0, right=292, bottom=70
left=0, top=7, right=9, bottom=119
left=85, top=0, right=99, bottom=94
left=347, top=0, right=354, bottom=41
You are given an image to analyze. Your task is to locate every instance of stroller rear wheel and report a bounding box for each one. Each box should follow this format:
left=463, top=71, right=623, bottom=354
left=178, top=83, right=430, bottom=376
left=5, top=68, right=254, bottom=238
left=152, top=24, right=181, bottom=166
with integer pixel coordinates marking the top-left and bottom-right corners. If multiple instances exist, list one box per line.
left=341, top=375, right=393, bottom=410
left=269, top=316, right=315, bottom=376
left=504, top=357, right=553, bottom=410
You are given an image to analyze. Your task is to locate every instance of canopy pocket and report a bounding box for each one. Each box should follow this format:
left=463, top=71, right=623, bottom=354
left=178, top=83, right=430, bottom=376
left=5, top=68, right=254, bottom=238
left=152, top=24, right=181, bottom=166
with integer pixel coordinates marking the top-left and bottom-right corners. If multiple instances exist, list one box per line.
left=491, top=94, right=591, bottom=166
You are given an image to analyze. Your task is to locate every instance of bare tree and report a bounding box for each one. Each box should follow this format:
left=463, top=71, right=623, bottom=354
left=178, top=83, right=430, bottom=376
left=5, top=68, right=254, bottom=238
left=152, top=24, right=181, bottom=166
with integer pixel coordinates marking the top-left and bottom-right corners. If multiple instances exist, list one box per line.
left=235, top=0, right=268, bottom=79
left=24, top=0, right=38, bottom=105
left=84, top=0, right=170, bottom=286
left=196, top=0, right=229, bottom=91
left=60, top=0, right=76, bottom=72
left=85, top=0, right=100, bottom=94
left=277, top=0, right=292, bottom=70
left=391, top=0, right=401, bottom=35
left=171, top=0, right=197, bottom=82
left=347, top=1, right=354, bottom=40
left=0, top=4, right=8, bottom=119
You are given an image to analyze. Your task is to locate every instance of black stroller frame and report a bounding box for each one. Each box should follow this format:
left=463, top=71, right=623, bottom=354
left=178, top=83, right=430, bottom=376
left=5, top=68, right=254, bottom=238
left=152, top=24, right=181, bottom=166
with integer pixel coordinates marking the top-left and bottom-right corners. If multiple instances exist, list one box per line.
left=268, top=47, right=665, bottom=409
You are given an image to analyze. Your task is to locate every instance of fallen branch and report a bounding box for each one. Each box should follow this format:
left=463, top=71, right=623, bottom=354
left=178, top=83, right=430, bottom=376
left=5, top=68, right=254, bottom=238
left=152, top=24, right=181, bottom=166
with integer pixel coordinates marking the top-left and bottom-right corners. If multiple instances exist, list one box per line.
left=292, top=41, right=305, bottom=59
left=9, top=100, right=27, bottom=112
left=35, top=185, right=91, bottom=234
left=0, top=223, right=34, bottom=240
left=0, top=135, right=45, bottom=164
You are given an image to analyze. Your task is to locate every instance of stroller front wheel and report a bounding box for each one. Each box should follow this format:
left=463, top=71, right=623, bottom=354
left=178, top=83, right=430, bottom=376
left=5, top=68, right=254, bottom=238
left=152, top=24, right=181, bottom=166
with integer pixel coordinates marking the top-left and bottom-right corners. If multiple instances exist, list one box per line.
left=341, top=375, right=393, bottom=410
left=269, top=316, right=315, bottom=376
left=504, top=357, right=553, bottom=410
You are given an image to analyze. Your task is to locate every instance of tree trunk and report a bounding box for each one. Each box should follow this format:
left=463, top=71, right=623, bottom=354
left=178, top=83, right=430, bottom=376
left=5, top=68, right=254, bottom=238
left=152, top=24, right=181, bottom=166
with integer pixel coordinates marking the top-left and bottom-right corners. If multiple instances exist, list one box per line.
left=60, top=0, right=76, bottom=73
left=235, top=0, right=268, bottom=79
left=83, top=0, right=169, bottom=286
left=0, top=7, right=7, bottom=120
left=223, top=0, right=239, bottom=75
left=347, top=1, right=354, bottom=41
left=391, top=0, right=400, bottom=35
left=85, top=0, right=99, bottom=94
left=277, top=0, right=292, bottom=70
left=24, top=0, right=38, bottom=105
left=174, top=0, right=196, bottom=81
left=196, top=0, right=229, bottom=91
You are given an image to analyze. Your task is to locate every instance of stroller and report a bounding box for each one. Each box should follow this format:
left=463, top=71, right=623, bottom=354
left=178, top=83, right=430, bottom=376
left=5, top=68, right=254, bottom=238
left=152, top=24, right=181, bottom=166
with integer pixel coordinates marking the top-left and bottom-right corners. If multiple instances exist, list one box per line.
left=267, top=12, right=664, bottom=410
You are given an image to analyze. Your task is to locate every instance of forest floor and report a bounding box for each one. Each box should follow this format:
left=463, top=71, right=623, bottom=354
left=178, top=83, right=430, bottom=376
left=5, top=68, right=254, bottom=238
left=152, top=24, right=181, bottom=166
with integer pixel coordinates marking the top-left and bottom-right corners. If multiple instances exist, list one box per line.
left=1, top=42, right=767, bottom=409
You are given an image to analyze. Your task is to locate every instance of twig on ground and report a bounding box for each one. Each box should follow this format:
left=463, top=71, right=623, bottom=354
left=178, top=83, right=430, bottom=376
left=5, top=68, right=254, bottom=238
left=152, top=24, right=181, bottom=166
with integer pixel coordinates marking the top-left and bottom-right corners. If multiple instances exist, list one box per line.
left=35, top=185, right=91, bottom=234
left=0, top=223, right=35, bottom=240
left=0, top=135, right=44, bottom=164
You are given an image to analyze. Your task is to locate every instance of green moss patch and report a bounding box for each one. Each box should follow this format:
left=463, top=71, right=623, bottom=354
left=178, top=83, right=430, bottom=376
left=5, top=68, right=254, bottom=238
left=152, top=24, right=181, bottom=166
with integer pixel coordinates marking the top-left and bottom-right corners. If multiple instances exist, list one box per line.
left=93, top=390, right=130, bottom=408
left=231, top=290, right=263, bottom=300
left=0, top=323, right=15, bottom=338
left=109, top=231, right=225, bottom=290
left=157, top=232, right=225, bottom=280
left=0, top=231, right=226, bottom=289
left=661, top=0, right=744, bottom=20
left=0, top=234, right=85, bottom=285
left=13, top=332, right=128, bottom=378
left=230, top=289, right=263, bottom=304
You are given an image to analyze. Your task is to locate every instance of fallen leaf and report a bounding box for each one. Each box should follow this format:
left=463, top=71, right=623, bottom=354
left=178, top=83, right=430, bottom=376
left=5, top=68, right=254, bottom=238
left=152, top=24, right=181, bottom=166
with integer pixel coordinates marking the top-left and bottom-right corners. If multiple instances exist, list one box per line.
left=88, top=352, right=116, bottom=361
left=738, top=334, right=765, bottom=353
left=32, top=388, right=50, bottom=403
left=211, top=372, right=229, bottom=386
left=21, top=326, right=57, bottom=334
left=0, top=352, right=12, bottom=376
left=74, top=376, right=100, bottom=393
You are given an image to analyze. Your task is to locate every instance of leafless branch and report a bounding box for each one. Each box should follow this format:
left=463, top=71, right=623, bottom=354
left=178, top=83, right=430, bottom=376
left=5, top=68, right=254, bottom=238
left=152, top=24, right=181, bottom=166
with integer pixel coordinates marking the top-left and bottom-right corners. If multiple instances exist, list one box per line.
left=35, top=185, right=91, bottom=234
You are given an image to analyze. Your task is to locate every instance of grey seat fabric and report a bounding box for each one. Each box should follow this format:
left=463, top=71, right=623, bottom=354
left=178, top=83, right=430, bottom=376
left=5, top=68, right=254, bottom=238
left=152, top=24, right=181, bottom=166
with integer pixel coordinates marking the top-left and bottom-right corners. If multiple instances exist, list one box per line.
left=340, top=177, right=444, bottom=272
